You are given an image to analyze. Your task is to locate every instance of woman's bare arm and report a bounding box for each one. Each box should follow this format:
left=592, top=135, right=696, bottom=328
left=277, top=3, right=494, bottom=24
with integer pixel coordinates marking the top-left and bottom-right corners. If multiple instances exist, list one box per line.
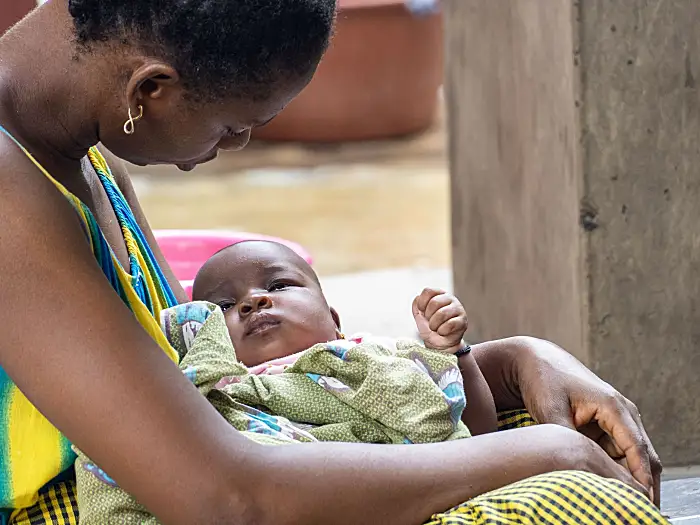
left=471, top=338, right=527, bottom=411
left=258, top=423, right=645, bottom=525
left=0, top=155, right=262, bottom=522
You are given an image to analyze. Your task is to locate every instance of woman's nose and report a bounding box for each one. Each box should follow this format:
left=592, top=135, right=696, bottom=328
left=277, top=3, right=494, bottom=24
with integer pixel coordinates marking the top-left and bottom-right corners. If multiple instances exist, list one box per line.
left=218, top=129, right=251, bottom=152
left=238, top=294, right=272, bottom=317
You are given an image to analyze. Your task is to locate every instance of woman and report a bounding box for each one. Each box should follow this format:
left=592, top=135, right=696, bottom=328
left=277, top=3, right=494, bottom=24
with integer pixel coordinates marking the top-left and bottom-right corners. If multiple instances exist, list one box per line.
left=0, top=1, right=663, bottom=524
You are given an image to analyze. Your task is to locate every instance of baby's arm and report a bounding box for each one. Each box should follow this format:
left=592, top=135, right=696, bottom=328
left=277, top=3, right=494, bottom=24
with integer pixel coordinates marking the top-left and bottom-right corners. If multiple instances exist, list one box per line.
left=412, top=288, right=498, bottom=435
left=455, top=349, right=498, bottom=434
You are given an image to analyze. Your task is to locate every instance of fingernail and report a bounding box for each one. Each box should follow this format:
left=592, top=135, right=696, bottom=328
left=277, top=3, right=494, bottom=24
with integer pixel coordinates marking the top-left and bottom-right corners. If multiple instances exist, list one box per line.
left=649, top=486, right=654, bottom=503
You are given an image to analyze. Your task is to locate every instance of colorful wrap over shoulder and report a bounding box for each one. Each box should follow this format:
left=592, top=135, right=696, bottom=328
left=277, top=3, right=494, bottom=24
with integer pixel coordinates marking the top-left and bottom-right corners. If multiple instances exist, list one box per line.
left=0, top=126, right=179, bottom=511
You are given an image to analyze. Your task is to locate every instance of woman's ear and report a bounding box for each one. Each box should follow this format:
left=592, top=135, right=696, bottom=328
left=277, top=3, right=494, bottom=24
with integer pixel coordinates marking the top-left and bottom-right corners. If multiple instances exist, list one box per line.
left=124, top=60, right=183, bottom=114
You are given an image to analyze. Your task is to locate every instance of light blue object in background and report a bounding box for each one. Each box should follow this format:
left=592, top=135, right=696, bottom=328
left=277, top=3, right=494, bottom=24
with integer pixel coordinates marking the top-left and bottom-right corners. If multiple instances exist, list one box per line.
left=405, top=0, right=440, bottom=16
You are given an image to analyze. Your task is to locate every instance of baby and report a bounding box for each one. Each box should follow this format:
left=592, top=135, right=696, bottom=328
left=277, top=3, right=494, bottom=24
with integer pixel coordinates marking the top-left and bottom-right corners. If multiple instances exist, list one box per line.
left=192, top=240, right=498, bottom=435
left=73, top=241, right=663, bottom=525
left=75, top=240, right=498, bottom=523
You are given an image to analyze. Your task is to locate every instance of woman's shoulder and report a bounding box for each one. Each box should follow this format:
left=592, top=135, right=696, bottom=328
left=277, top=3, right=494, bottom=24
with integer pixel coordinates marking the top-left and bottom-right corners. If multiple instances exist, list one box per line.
left=0, top=133, right=91, bottom=262
left=0, top=133, right=68, bottom=213
left=0, top=132, right=40, bottom=182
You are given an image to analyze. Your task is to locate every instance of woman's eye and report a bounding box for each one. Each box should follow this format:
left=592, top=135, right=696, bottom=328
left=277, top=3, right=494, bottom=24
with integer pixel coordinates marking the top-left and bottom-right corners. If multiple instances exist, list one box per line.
left=225, top=127, right=246, bottom=137
left=269, top=282, right=289, bottom=292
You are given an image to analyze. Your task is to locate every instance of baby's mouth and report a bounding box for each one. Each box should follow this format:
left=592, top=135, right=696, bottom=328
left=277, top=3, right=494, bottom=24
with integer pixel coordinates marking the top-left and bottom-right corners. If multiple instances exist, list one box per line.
left=244, top=313, right=281, bottom=337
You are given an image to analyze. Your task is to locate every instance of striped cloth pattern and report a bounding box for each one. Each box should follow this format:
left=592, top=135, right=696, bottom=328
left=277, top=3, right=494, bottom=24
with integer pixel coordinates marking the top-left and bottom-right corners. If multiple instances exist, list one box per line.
left=0, top=126, right=179, bottom=514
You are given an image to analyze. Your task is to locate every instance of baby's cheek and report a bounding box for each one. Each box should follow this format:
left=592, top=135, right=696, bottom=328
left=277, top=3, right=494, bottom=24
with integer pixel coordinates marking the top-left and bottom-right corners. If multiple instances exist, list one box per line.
left=224, top=318, right=242, bottom=345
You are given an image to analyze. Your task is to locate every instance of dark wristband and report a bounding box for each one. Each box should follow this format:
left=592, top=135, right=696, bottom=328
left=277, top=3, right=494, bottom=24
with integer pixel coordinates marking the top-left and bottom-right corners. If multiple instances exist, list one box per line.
left=454, top=343, right=472, bottom=359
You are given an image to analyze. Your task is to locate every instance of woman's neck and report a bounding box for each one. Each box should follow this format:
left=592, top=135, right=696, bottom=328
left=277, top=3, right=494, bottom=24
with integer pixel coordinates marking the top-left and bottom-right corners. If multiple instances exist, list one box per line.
left=0, top=0, right=106, bottom=172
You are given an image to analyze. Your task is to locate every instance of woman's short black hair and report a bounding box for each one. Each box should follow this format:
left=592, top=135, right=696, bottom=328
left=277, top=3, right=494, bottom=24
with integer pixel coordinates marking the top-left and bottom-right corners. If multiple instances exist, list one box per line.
left=68, top=0, right=337, bottom=100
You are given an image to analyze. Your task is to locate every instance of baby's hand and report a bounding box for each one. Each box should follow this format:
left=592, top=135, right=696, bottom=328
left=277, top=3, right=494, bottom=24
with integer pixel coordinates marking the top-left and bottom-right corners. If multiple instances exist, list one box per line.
left=412, top=288, right=468, bottom=354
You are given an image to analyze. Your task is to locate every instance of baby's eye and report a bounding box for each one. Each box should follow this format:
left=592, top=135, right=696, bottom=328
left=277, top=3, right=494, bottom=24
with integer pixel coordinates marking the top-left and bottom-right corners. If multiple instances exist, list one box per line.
left=218, top=301, right=235, bottom=312
left=269, top=282, right=290, bottom=292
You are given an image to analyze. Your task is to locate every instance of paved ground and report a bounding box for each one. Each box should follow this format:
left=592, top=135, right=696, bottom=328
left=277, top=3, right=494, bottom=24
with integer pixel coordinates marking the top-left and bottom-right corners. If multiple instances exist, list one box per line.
left=322, top=267, right=451, bottom=337
left=664, top=478, right=700, bottom=522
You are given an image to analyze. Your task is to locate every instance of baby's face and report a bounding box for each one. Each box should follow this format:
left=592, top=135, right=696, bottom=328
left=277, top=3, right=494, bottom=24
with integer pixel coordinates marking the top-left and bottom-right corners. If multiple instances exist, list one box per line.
left=192, top=241, right=340, bottom=366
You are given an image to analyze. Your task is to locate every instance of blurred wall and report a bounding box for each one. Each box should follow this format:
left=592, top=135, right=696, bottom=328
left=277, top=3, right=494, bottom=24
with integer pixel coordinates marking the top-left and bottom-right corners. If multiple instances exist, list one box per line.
left=0, top=0, right=35, bottom=34
left=447, top=0, right=700, bottom=466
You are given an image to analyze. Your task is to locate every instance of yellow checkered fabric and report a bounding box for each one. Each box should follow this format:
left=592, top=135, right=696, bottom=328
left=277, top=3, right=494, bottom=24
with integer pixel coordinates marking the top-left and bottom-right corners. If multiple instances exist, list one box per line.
left=9, top=481, right=77, bottom=525
left=427, top=470, right=667, bottom=524
left=497, top=408, right=538, bottom=430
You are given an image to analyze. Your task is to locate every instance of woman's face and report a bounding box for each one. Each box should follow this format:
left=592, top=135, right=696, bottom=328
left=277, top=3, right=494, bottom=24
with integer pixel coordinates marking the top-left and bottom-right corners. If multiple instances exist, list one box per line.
left=99, top=74, right=307, bottom=171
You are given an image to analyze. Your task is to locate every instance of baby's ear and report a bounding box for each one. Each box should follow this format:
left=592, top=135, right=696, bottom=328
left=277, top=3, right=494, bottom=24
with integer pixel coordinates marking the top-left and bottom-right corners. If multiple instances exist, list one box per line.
left=330, top=307, right=341, bottom=331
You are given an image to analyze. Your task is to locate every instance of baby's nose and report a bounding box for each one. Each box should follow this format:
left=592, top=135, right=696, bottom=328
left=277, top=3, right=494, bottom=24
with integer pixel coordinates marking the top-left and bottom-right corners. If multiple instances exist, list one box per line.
left=239, top=294, right=272, bottom=316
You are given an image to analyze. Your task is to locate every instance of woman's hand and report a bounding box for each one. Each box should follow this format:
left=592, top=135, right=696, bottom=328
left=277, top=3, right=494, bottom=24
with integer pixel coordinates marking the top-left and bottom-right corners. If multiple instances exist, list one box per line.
left=519, top=340, right=662, bottom=504
left=473, top=337, right=662, bottom=505
left=522, top=424, right=649, bottom=496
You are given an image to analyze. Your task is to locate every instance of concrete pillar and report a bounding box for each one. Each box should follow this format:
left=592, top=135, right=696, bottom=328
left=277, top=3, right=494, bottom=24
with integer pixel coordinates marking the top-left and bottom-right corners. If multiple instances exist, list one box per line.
left=446, top=0, right=700, bottom=466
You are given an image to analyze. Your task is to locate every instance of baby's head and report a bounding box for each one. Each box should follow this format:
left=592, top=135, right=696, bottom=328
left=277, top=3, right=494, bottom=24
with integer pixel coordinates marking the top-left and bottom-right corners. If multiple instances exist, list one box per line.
left=192, top=240, right=341, bottom=366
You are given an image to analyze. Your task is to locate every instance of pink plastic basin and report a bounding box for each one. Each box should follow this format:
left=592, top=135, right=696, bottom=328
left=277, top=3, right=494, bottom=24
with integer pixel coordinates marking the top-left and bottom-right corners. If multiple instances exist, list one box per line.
left=154, top=230, right=313, bottom=299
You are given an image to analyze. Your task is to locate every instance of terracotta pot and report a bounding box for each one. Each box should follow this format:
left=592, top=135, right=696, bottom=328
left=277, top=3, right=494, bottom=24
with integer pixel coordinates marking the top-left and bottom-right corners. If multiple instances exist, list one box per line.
left=254, top=0, right=443, bottom=143
left=0, top=0, right=35, bottom=35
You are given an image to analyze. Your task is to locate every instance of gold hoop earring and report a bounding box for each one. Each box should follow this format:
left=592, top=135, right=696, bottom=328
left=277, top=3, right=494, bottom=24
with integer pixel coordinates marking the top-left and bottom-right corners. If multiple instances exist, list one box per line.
left=123, top=105, right=144, bottom=135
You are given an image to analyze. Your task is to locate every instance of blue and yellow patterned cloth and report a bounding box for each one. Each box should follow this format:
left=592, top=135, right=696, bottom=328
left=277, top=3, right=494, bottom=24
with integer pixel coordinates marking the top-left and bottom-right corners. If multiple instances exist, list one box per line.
left=0, top=126, right=179, bottom=514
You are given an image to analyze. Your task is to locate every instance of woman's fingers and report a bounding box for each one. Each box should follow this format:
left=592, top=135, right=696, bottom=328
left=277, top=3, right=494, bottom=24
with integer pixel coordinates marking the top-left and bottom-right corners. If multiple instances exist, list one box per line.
left=576, top=432, right=649, bottom=499
left=595, top=431, right=659, bottom=504
left=610, top=462, right=650, bottom=497
left=596, top=433, right=625, bottom=460
left=593, top=396, right=655, bottom=501
left=561, top=395, right=659, bottom=505
left=627, top=402, right=663, bottom=506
